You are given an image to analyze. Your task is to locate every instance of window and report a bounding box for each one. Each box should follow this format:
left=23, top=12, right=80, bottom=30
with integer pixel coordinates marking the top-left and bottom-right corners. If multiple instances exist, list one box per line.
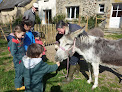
left=112, top=4, right=122, bottom=17
left=44, top=10, right=52, bottom=24
left=66, top=6, right=79, bottom=19
left=99, top=4, right=104, bottom=13
left=44, top=0, right=49, bottom=2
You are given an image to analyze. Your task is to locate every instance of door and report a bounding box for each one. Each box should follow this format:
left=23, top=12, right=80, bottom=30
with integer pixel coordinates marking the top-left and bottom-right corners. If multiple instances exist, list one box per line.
left=109, top=4, right=122, bottom=28
left=44, top=10, right=52, bottom=24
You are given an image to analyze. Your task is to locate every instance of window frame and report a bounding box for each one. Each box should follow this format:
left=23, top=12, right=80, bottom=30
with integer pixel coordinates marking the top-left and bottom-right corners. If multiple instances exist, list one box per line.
left=112, top=4, right=122, bottom=17
left=99, top=4, right=105, bottom=13
left=43, top=9, right=52, bottom=24
left=66, top=6, right=79, bottom=20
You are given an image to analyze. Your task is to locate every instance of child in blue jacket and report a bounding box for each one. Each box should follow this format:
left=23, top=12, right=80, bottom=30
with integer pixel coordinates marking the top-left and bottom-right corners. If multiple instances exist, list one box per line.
left=22, top=19, right=35, bottom=51
left=22, top=43, right=60, bottom=92
left=8, top=25, right=26, bottom=90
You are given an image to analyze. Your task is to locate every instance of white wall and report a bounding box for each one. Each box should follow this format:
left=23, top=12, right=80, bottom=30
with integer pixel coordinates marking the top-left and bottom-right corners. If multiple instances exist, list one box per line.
left=38, top=0, right=56, bottom=24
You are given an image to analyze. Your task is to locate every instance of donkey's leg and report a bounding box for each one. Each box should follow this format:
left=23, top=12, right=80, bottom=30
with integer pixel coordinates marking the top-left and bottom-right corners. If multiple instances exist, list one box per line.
left=92, top=62, right=99, bottom=89
left=87, top=63, right=93, bottom=84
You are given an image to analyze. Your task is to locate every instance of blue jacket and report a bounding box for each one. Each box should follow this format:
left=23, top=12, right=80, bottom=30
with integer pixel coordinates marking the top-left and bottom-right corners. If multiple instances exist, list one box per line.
left=24, top=31, right=35, bottom=51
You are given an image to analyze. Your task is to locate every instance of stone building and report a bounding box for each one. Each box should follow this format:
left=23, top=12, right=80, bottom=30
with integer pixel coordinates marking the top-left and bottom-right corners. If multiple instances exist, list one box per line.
left=39, top=0, right=122, bottom=29
left=56, top=0, right=96, bottom=19
left=0, top=0, right=121, bottom=29
left=0, top=0, right=37, bottom=24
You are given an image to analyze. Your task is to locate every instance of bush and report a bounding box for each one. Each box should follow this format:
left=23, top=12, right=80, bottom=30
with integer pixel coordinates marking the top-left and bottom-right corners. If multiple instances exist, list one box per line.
left=88, top=16, right=96, bottom=29
left=12, top=15, right=23, bottom=26
left=35, top=14, right=41, bottom=24
left=52, top=14, right=65, bottom=24
left=79, top=15, right=102, bottom=29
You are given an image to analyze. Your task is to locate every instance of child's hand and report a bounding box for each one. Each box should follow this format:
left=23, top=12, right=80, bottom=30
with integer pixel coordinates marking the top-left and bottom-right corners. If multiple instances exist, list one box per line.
left=56, top=62, right=60, bottom=67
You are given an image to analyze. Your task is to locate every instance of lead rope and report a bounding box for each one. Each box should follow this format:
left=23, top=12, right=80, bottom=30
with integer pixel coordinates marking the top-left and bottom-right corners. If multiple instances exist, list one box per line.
left=66, top=57, right=69, bottom=78
left=66, top=38, right=76, bottom=78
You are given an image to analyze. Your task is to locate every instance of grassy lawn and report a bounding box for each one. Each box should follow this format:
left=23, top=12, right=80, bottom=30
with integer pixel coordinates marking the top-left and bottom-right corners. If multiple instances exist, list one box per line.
left=0, top=33, right=122, bottom=92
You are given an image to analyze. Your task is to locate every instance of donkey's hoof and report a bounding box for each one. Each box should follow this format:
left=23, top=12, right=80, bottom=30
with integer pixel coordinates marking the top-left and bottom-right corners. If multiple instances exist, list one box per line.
left=92, top=85, right=98, bottom=89
left=87, top=80, right=92, bottom=84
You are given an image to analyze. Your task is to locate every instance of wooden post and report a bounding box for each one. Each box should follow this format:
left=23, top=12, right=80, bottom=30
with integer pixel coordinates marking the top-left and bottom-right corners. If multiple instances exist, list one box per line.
left=78, top=16, right=80, bottom=25
left=0, top=28, right=1, bottom=38
left=10, top=19, right=12, bottom=33
left=85, top=16, right=88, bottom=32
left=0, top=26, right=7, bottom=41
left=51, top=24, right=53, bottom=44
left=45, top=25, right=47, bottom=45
left=95, top=17, right=97, bottom=27
left=38, top=24, right=40, bottom=32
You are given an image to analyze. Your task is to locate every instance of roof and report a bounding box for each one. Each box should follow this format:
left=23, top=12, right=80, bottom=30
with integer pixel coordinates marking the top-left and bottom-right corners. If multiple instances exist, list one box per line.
left=0, top=0, right=32, bottom=10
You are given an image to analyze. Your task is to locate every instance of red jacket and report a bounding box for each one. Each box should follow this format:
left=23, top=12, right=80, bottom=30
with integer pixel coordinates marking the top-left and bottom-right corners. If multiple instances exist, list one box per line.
left=35, top=39, right=46, bottom=55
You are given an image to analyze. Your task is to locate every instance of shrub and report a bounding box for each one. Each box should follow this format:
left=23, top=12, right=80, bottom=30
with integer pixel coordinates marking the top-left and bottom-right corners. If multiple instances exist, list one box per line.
left=12, top=15, right=23, bottom=26
left=52, top=14, right=65, bottom=24
left=79, top=15, right=102, bottom=29
left=35, top=14, right=41, bottom=24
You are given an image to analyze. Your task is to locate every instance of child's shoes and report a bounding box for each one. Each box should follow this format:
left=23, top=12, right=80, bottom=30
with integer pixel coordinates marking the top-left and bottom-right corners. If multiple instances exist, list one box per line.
left=16, top=86, right=25, bottom=90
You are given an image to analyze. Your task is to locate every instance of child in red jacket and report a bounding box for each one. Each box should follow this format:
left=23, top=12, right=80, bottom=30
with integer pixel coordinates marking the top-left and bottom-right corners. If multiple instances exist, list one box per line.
left=32, top=31, right=47, bottom=61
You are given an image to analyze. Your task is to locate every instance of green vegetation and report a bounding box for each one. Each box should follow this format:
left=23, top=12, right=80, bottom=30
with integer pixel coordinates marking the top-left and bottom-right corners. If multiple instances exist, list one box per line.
left=35, top=14, right=41, bottom=24
left=0, top=33, right=122, bottom=92
left=80, top=15, right=102, bottom=29
left=52, top=14, right=66, bottom=24
left=104, top=33, right=122, bottom=40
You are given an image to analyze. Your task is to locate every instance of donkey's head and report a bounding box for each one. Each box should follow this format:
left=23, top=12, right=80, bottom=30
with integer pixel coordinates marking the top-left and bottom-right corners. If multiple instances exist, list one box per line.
left=55, top=26, right=85, bottom=62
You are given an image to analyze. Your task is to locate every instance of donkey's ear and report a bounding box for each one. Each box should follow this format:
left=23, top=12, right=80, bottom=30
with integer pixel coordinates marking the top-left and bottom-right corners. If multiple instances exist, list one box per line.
left=70, top=26, right=85, bottom=39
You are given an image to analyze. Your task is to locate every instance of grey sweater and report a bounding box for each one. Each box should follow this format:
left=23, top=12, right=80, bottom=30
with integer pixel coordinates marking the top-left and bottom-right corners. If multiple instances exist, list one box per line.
left=23, top=9, right=36, bottom=27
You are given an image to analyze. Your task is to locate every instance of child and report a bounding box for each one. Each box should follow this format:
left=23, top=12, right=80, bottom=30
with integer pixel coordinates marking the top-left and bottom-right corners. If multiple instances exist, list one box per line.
left=22, top=19, right=35, bottom=51
left=22, top=43, right=60, bottom=92
left=32, top=31, right=47, bottom=61
left=8, top=25, right=26, bottom=90
left=7, top=33, right=15, bottom=42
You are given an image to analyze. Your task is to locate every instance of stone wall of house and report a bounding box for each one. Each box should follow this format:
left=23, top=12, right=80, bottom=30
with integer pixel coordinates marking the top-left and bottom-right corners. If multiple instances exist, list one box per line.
left=56, top=0, right=96, bottom=17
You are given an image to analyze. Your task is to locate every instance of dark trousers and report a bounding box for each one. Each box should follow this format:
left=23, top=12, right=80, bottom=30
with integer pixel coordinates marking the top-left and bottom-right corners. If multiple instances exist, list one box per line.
left=69, top=52, right=80, bottom=65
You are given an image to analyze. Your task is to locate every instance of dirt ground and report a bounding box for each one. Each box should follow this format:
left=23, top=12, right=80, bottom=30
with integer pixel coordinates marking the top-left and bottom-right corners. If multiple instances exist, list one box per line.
left=45, top=45, right=56, bottom=62
left=45, top=44, right=122, bottom=91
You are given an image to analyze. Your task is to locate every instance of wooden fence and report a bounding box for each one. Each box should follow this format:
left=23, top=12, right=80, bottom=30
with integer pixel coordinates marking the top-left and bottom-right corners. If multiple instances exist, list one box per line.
left=0, top=23, right=87, bottom=45
left=34, top=24, right=57, bottom=46
left=0, top=16, right=90, bottom=45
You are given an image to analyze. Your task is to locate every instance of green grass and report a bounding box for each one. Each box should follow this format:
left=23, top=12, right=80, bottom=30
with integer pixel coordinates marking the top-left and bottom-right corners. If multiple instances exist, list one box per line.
left=0, top=33, right=122, bottom=92
left=104, top=33, right=122, bottom=39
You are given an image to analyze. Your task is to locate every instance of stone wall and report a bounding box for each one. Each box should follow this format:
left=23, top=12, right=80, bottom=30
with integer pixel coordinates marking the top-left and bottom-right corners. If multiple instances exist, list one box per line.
left=56, top=0, right=96, bottom=17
